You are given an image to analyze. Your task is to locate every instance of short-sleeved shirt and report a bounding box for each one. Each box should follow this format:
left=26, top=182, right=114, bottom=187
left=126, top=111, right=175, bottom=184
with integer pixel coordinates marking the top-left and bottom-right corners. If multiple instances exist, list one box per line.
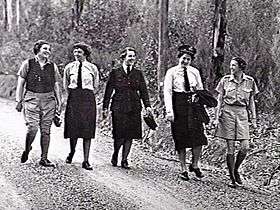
left=63, top=60, right=99, bottom=91
left=215, top=74, right=259, bottom=106
left=17, top=57, right=61, bottom=82
left=164, top=64, right=204, bottom=115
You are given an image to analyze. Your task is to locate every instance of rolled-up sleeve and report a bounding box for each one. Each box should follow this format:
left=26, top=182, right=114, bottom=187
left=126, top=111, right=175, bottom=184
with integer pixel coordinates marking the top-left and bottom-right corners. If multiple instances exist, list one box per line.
left=17, top=59, right=29, bottom=79
left=215, top=77, right=225, bottom=95
left=164, top=69, right=173, bottom=115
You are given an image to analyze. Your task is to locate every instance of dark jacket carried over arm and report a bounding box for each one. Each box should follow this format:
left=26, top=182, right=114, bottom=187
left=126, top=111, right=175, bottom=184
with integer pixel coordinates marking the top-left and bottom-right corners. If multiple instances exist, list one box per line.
left=193, top=90, right=218, bottom=125
left=103, top=66, right=151, bottom=113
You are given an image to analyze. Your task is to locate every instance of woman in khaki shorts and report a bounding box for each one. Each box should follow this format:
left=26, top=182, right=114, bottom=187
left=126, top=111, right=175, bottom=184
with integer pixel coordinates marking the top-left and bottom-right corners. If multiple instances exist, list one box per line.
left=213, top=57, right=258, bottom=188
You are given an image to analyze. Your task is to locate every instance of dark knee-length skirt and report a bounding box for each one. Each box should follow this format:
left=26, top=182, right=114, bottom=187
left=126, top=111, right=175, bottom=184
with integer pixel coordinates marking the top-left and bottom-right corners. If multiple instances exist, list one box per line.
left=64, top=88, right=96, bottom=139
left=112, top=110, right=142, bottom=140
left=171, top=92, right=207, bottom=150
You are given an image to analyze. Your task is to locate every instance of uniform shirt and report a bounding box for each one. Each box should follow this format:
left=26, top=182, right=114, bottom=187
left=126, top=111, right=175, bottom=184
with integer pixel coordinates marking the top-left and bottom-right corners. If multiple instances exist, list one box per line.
left=215, top=73, right=259, bottom=106
left=17, top=56, right=61, bottom=82
left=122, top=63, right=132, bottom=74
left=164, top=64, right=203, bottom=115
left=63, top=60, right=99, bottom=91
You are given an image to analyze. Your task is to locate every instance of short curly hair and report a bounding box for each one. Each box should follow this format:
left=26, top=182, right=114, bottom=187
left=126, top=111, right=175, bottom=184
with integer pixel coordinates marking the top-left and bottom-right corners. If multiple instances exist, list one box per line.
left=33, top=40, right=50, bottom=55
left=232, top=57, right=247, bottom=70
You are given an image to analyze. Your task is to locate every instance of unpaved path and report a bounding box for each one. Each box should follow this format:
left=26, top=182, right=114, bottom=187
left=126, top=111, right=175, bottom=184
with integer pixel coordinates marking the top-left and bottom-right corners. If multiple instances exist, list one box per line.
left=0, top=97, right=278, bottom=210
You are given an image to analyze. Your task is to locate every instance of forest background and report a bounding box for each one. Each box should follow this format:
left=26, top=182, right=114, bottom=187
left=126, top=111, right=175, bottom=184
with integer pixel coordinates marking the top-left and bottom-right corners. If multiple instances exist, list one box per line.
left=0, top=0, right=279, bottom=192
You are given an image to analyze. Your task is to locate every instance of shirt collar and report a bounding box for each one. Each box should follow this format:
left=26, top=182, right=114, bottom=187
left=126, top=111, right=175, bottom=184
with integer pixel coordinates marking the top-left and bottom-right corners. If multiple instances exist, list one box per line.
left=229, top=73, right=248, bottom=83
left=122, top=63, right=132, bottom=73
left=35, top=55, right=50, bottom=64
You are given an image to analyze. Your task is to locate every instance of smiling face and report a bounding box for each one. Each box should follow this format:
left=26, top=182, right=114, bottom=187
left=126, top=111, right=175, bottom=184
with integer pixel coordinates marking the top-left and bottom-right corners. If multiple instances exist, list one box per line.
left=37, top=44, right=51, bottom=59
left=230, top=59, right=241, bottom=75
left=124, top=50, right=136, bottom=66
left=73, top=48, right=86, bottom=62
left=179, top=53, right=192, bottom=68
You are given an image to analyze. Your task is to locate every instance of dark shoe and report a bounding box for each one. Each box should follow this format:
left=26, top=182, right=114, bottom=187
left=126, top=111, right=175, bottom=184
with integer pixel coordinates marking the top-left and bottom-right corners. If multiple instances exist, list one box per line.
left=66, top=153, right=74, bottom=164
left=82, top=161, right=93, bottom=170
left=111, top=155, right=117, bottom=167
left=39, top=159, right=55, bottom=167
left=179, top=171, right=190, bottom=181
left=20, top=146, right=32, bottom=163
left=121, top=160, right=130, bottom=169
left=234, top=170, right=243, bottom=185
left=21, top=151, right=29, bottom=163
left=189, top=164, right=204, bottom=178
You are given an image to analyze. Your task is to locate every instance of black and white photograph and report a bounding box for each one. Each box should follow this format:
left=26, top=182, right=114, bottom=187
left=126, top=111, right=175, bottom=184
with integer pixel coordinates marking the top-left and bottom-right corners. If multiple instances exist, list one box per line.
left=0, top=0, right=279, bottom=209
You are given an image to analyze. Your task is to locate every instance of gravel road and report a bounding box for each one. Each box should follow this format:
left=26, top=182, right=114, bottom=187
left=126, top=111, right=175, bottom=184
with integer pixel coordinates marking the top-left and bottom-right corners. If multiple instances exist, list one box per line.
left=0, top=97, right=278, bottom=210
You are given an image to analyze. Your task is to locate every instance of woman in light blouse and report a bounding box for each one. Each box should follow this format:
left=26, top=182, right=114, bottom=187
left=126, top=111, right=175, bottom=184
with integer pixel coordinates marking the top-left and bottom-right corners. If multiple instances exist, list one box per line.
left=63, top=43, right=99, bottom=170
left=213, top=57, right=258, bottom=187
left=164, top=45, right=207, bottom=181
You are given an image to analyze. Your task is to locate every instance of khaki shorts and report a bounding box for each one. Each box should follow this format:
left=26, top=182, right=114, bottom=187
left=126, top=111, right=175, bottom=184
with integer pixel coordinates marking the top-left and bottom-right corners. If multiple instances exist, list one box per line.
left=215, top=104, right=249, bottom=140
left=23, top=91, right=56, bottom=134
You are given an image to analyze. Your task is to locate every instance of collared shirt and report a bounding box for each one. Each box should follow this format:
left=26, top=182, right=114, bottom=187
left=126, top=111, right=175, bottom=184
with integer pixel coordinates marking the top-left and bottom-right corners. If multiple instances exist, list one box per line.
left=122, top=63, right=132, bottom=74
left=215, top=73, right=259, bottom=106
left=17, top=56, right=61, bottom=82
left=163, top=64, right=204, bottom=115
left=63, top=60, right=99, bottom=91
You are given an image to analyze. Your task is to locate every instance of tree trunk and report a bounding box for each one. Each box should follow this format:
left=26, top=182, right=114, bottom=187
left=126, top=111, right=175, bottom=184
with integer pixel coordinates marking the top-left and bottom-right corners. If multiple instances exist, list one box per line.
left=72, top=0, right=85, bottom=27
left=3, top=0, right=8, bottom=31
left=6, top=0, right=12, bottom=31
left=16, top=0, right=20, bottom=29
left=158, top=0, right=169, bottom=102
left=184, top=0, right=193, bottom=14
left=209, top=0, right=227, bottom=89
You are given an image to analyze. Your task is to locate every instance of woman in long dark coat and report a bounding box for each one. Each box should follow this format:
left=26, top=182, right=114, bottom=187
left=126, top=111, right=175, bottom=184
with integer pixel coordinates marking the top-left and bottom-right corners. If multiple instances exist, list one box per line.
left=164, top=45, right=207, bottom=181
left=63, top=43, right=99, bottom=170
left=103, top=47, right=152, bottom=169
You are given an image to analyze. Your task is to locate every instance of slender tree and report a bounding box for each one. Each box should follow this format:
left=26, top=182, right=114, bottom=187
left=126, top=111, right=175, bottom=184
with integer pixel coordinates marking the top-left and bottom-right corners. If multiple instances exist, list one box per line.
left=72, top=0, right=85, bottom=27
left=210, top=0, right=226, bottom=89
left=158, top=0, right=169, bottom=101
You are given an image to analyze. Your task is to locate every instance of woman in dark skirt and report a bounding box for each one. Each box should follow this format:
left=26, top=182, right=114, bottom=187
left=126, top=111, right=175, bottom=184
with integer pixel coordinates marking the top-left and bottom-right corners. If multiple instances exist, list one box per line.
left=164, top=45, right=207, bottom=180
left=63, top=43, right=99, bottom=170
left=103, top=47, right=152, bottom=169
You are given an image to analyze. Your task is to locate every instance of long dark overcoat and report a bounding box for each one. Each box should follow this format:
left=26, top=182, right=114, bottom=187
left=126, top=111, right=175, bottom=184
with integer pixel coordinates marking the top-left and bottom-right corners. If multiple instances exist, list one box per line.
left=103, top=65, right=151, bottom=139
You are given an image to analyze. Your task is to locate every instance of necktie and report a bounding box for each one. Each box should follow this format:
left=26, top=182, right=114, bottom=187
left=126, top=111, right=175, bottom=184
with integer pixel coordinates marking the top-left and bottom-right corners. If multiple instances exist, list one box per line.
left=126, top=65, right=130, bottom=75
left=183, top=67, right=190, bottom=91
left=77, top=61, right=82, bottom=88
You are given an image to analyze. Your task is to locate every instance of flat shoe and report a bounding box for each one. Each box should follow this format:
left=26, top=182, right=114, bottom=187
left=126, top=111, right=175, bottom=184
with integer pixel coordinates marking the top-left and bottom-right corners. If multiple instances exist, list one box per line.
left=189, top=164, right=204, bottom=178
left=82, top=161, right=93, bottom=170
left=121, top=160, right=130, bottom=169
left=39, top=159, right=55, bottom=167
left=179, top=171, right=190, bottom=181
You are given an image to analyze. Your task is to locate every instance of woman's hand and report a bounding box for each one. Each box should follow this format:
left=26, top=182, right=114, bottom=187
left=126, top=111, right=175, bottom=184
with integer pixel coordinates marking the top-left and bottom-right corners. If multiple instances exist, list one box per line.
left=212, top=119, right=219, bottom=128
left=15, top=101, right=23, bottom=112
left=145, top=107, right=152, bottom=116
left=251, top=118, right=257, bottom=129
left=102, top=108, right=110, bottom=119
left=166, top=113, right=174, bottom=122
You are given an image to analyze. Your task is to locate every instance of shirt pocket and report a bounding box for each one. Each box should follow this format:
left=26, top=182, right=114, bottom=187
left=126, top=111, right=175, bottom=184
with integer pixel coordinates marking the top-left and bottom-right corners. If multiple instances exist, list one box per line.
left=224, top=85, right=236, bottom=99
left=241, top=88, right=252, bottom=101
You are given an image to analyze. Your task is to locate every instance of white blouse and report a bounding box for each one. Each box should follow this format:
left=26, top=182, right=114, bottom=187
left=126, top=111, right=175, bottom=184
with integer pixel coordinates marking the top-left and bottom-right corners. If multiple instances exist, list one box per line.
left=163, top=65, right=203, bottom=115
left=63, top=60, right=99, bottom=92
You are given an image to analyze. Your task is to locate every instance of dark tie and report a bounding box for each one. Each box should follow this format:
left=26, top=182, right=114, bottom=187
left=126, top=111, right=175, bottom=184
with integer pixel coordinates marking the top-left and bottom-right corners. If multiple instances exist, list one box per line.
left=126, top=65, right=130, bottom=75
left=183, top=67, right=190, bottom=91
left=77, top=61, right=82, bottom=88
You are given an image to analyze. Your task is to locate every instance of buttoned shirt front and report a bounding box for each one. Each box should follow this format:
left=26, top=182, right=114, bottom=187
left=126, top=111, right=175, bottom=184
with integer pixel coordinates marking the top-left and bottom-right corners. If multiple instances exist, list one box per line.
left=63, top=60, right=99, bottom=91
left=17, top=56, right=61, bottom=82
left=215, top=73, right=259, bottom=106
left=164, top=64, right=204, bottom=115
left=122, top=63, right=132, bottom=74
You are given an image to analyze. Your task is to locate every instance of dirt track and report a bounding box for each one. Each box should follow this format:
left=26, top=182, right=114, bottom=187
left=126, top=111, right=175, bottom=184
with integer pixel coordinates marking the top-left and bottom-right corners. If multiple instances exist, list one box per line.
left=0, top=97, right=278, bottom=210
